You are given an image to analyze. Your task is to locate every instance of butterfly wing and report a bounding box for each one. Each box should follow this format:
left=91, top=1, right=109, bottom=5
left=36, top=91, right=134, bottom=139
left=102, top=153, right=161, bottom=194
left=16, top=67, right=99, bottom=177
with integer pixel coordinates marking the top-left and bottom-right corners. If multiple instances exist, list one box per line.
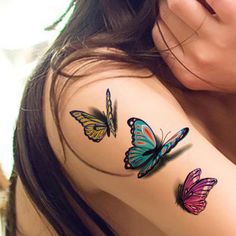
left=106, top=89, right=116, bottom=137
left=137, top=127, right=189, bottom=178
left=184, top=198, right=207, bottom=215
left=70, top=110, right=107, bottom=142
left=159, top=127, right=189, bottom=157
left=182, top=168, right=202, bottom=200
left=113, top=100, right=118, bottom=132
left=137, top=154, right=161, bottom=178
left=181, top=168, right=217, bottom=215
left=124, top=118, right=159, bottom=177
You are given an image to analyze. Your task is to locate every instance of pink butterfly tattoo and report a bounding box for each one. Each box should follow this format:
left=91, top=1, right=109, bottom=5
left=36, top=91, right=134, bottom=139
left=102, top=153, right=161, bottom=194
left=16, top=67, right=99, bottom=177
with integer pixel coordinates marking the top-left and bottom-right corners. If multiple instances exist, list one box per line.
left=177, top=168, right=217, bottom=215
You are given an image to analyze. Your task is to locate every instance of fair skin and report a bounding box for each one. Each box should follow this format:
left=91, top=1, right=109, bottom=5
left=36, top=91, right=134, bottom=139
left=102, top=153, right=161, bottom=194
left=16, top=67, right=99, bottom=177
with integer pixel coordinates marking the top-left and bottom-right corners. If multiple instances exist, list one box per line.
left=16, top=62, right=236, bottom=236
left=153, top=0, right=236, bottom=92
left=16, top=2, right=236, bottom=235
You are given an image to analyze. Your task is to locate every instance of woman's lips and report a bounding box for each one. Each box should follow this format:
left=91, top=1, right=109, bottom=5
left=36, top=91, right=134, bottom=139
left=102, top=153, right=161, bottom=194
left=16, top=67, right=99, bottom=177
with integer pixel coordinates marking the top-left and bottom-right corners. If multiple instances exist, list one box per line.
left=197, top=0, right=215, bottom=14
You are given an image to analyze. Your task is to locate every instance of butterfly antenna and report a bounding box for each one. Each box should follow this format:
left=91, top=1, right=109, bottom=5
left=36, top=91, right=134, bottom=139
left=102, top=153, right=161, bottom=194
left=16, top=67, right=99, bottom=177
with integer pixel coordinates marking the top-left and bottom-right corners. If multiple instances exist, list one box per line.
left=163, top=131, right=171, bottom=144
left=160, top=128, right=164, bottom=145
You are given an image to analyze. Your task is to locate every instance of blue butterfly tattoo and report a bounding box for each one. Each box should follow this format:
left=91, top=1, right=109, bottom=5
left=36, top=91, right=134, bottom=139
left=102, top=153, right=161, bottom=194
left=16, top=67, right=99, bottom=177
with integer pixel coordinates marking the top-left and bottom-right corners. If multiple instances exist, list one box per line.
left=124, top=118, right=189, bottom=178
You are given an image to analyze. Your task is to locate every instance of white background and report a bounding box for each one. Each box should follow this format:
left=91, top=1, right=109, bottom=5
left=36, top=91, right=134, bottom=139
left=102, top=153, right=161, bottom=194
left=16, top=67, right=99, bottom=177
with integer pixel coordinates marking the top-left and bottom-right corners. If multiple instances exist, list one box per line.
left=0, top=0, right=71, bottom=178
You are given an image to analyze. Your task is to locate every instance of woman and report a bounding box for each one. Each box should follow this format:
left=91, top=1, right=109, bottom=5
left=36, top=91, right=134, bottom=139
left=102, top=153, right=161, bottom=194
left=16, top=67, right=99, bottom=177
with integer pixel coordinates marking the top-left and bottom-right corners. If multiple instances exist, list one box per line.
left=5, top=0, right=236, bottom=235
left=154, top=0, right=236, bottom=92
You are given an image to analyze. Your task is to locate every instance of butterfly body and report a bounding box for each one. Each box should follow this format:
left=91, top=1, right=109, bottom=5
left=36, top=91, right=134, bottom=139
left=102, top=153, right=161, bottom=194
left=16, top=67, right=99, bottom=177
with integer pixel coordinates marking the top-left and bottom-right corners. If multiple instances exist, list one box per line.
left=143, top=147, right=160, bottom=157
left=70, top=89, right=117, bottom=142
left=124, top=118, right=189, bottom=178
left=177, top=168, right=217, bottom=215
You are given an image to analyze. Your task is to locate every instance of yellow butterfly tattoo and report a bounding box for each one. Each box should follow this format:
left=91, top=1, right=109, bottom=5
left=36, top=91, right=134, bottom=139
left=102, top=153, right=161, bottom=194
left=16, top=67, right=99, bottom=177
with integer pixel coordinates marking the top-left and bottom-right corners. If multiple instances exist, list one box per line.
left=70, top=89, right=117, bottom=142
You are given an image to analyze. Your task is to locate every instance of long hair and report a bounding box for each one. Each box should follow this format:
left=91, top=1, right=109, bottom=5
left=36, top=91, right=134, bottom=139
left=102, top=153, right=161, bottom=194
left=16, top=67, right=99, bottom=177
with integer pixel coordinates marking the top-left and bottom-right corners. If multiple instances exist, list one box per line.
left=5, top=1, right=173, bottom=235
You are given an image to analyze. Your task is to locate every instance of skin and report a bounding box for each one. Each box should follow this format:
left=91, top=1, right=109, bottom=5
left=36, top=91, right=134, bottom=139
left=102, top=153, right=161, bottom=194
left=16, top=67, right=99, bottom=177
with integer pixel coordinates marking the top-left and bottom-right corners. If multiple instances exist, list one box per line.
left=153, top=0, right=236, bottom=92
left=16, top=60, right=236, bottom=235
left=15, top=1, right=236, bottom=234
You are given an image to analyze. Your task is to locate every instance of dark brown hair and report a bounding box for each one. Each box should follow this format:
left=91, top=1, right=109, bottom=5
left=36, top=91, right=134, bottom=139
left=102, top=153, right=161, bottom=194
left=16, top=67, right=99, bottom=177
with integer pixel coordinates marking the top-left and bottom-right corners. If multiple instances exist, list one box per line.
left=5, top=1, right=172, bottom=235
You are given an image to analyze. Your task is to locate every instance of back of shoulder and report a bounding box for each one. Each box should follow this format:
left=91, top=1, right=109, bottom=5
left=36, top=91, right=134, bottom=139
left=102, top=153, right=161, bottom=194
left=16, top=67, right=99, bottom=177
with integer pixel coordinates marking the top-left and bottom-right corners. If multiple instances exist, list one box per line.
left=60, top=59, right=187, bottom=132
left=46, top=59, right=236, bottom=235
left=59, top=60, right=190, bottom=166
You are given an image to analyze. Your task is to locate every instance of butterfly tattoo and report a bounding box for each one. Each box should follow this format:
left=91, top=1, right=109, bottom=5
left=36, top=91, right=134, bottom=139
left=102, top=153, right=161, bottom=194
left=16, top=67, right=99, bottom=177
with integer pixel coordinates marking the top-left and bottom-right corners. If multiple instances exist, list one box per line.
left=177, top=168, right=217, bottom=215
left=70, top=89, right=117, bottom=142
left=124, top=118, right=189, bottom=178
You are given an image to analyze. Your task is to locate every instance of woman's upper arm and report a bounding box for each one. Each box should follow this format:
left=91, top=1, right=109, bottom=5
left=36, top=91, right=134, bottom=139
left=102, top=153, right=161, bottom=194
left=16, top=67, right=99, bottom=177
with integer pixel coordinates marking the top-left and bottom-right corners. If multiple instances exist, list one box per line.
left=58, top=68, right=236, bottom=236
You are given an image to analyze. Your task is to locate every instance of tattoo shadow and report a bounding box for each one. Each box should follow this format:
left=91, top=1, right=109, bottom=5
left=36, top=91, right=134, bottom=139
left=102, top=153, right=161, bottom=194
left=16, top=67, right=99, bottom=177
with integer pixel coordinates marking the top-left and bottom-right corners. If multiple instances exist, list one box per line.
left=174, top=183, right=188, bottom=212
left=145, top=143, right=193, bottom=178
left=89, top=99, right=118, bottom=131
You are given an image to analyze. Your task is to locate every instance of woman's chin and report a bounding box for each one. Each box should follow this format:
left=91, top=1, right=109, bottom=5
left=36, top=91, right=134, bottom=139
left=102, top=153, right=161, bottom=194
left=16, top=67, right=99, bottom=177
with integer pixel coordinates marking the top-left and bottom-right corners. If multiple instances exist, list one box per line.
left=177, top=77, right=236, bottom=93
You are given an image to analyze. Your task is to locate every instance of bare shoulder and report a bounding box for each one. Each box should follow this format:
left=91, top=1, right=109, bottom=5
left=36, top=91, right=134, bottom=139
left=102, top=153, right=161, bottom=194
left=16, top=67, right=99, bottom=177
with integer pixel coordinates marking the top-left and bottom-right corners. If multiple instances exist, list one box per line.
left=44, top=58, right=236, bottom=235
left=52, top=59, right=189, bottom=168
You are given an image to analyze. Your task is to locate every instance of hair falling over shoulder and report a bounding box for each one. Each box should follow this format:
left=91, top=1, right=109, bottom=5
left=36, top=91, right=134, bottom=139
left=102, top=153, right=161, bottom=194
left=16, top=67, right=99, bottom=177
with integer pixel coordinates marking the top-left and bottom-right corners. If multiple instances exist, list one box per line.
left=4, top=1, right=172, bottom=235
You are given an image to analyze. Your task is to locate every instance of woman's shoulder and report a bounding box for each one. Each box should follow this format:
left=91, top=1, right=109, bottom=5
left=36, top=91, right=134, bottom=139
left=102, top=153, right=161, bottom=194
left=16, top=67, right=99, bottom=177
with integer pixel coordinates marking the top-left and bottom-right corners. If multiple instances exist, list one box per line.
left=44, top=55, right=186, bottom=179
left=44, top=53, right=233, bottom=177
left=43, top=56, right=236, bottom=235
left=49, top=47, right=175, bottom=100
left=49, top=49, right=183, bottom=115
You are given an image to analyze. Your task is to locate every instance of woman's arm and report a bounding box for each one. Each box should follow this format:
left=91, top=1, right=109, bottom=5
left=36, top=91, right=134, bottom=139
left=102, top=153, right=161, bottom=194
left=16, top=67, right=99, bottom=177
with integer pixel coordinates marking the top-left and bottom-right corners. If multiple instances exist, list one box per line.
left=54, top=65, right=236, bottom=236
